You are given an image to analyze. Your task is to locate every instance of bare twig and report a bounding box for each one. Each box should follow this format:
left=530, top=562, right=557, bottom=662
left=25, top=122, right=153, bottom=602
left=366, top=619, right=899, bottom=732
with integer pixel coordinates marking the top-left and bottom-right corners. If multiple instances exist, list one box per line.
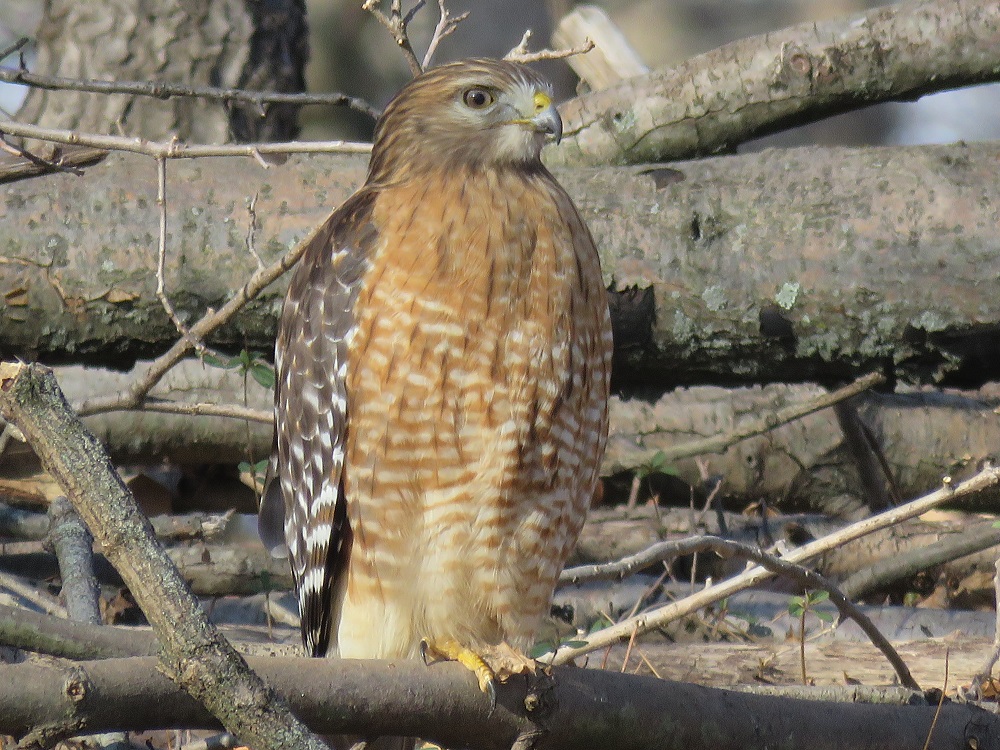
left=922, top=650, right=948, bottom=750
left=0, top=132, right=88, bottom=175
left=0, top=571, right=67, bottom=617
left=245, top=194, right=265, bottom=270
left=154, top=155, right=203, bottom=352
left=73, top=214, right=331, bottom=418
left=128, top=400, right=271, bottom=423
left=363, top=0, right=424, bottom=76
left=422, top=0, right=470, bottom=69
left=969, top=558, right=1000, bottom=697
left=0, top=65, right=381, bottom=120
left=0, top=37, right=29, bottom=62
left=504, top=34, right=595, bottom=64
left=0, top=120, right=372, bottom=159
left=551, top=462, right=1000, bottom=665
left=642, top=371, right=886, bottom=464
left=566, top=533, right=919, bottom=689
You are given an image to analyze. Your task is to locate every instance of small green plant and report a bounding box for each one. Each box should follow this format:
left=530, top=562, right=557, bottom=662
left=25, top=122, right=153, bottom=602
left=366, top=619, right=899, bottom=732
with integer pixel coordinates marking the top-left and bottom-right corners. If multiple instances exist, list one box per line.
left=788, top=589, right=832, bottom=684
left=203, top=349, right=275, bottom=493
left=239, top=458, right=270, bottom=492
left=202, top=349, right=275, bottom=389
left=529, top=614, right=614, bottom=659
left=627, top=450, right=678, bottom=507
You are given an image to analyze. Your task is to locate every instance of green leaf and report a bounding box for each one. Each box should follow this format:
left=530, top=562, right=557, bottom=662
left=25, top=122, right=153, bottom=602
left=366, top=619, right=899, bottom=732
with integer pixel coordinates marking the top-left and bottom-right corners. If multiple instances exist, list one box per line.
left=202, top=352, right=239, bottom=369
left=814, top=611, right=834, bottom=623
left=588, top=616, right=613, bottom=634
left=807, top=590, right=830, bottom=605
left=528, top=641, right=555, bottom=658
left=788, top=597, right=805, bottom=617
left=250, top=362, right=276, bottom=389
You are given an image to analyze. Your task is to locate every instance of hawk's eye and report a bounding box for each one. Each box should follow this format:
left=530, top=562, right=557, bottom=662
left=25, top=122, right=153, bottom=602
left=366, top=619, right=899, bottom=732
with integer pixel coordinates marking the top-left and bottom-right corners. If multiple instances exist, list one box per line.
left=463, top=87, right=494, bottom=109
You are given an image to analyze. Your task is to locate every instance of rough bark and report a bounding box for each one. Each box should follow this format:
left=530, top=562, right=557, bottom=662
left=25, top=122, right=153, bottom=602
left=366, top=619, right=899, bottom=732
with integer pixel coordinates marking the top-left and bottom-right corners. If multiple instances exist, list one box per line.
left=27, top=364, right=1000, bottom=517
left=551, top=0, right=1000, bottom=166
left=0, top=654, right=996, bottom=750
left=16, top=0, right=307, bottom=145
left=3, top=143, right=1000, bottom=386
left=0, top=362, right=325, bottom=750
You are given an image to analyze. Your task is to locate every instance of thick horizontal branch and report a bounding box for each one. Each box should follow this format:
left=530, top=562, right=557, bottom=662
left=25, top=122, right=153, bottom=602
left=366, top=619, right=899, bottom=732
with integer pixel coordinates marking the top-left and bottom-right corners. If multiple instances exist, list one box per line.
left=551, top=0, right=1000, bottom=165
left=3, top=144, right=1000, bottom=386
left=0, top=655, right=995, bottom=750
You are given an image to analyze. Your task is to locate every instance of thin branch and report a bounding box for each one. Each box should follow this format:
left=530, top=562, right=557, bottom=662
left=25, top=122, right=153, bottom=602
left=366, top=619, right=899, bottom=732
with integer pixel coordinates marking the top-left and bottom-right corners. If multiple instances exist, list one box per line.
left=128, top=400, right=271, bottom=423
left=0, top=133, right=87, bottom=175
left=245, top=194, right=265, bottom=270
left=73, top=215, right=331, bottom=418
left=969, top=558, right=1000, bottom=697
left=0, top=65, right=381, bottom=120
left=641, top=371, right=886, bottom=464
left=550, top=462, right=1000, bottom=665
left=564, top=534, right=918, bottom=689
left=154, top=155, right=203, bottom=352
left=0, top=120, right=372, bottom=159
left=0, top=571, right=67, bottom=617
left=0, top=37, right=29, bottom=62
left=422, top=0, right=470, bottom=70
left=363, top=0, right=424, bottom=77
left=505, top=36, right=595, bottom=64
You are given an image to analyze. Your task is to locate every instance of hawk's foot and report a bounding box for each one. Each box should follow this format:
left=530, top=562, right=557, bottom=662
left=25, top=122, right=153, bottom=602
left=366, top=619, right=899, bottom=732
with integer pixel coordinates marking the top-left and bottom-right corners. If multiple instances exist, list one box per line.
left=420, top=638, right=497, bottom=711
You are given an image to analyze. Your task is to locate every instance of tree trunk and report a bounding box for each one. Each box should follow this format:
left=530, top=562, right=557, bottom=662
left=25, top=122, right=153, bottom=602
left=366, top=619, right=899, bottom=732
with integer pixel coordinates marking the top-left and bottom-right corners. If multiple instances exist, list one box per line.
left=16, top=0, right=307, bottom=144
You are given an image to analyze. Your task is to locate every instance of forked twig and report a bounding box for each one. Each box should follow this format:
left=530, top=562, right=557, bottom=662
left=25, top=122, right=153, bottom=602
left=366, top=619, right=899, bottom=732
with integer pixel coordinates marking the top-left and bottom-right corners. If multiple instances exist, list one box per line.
left=422, top=0, right=470, bottom=69
left=362, top=0, right=424, bottom=77
left=505, top=30, right=596, bottom=64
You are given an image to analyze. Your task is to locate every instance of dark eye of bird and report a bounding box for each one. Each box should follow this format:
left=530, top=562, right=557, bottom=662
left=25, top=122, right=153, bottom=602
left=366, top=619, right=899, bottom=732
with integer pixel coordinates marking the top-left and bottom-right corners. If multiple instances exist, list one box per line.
left=463, top=87, right=494, bottom=109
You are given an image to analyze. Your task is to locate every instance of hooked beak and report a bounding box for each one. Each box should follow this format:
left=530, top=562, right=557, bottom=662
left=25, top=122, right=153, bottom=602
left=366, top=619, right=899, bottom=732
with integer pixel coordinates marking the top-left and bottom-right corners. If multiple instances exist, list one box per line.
left=531, top=91, right=562, bottom=144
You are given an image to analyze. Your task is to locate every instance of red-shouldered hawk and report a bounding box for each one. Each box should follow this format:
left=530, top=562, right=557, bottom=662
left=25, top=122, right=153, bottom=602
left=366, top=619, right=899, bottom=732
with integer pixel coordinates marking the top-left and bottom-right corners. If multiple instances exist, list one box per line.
left=260, top=58, right=611, bottom=704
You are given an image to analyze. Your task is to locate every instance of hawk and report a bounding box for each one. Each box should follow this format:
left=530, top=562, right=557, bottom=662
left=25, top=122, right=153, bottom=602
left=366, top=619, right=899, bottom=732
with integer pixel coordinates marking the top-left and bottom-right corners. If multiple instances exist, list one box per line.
left=260, top=58, right=612, bottom=699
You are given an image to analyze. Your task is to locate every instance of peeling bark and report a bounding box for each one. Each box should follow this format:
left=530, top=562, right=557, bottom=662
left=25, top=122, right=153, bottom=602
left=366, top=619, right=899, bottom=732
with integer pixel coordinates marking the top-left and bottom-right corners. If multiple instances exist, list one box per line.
left=551, top=0, right=1000, bottom=166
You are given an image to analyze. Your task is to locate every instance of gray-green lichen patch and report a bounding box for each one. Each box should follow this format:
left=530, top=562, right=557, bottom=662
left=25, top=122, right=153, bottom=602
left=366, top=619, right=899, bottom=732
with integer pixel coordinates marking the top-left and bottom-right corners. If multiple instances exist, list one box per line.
left=774, top=281, right=800, bottom=310
left=910, top=309, right=949, bottom=332
left=701, top=285, right=728, bottom=312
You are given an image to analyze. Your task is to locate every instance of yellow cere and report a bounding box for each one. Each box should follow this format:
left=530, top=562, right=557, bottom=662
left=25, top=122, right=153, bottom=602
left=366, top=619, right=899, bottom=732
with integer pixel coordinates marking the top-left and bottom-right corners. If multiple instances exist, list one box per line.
left=533, top=91, right=552, bottom=112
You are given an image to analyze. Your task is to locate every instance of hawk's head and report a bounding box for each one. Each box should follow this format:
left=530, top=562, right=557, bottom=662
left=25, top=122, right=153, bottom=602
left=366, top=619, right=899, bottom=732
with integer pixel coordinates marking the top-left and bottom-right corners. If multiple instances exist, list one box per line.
left=368, top=59, right=561, bottom=180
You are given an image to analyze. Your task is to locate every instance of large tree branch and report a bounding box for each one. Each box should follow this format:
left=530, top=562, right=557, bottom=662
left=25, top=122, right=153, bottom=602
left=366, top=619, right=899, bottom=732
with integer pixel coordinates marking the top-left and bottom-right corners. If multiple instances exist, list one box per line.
left=0, top=655, right=995, bottom=750
left=3, top=144, right=1000, bottom=385
left=551, top=0, right=1000, bottom=166
left=0, top=362, right=325, bottom=750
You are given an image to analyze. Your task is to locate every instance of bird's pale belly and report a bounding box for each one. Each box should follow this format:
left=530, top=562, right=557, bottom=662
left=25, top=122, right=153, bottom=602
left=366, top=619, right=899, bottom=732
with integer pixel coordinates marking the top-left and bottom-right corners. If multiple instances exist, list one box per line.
left=336, top=300, right=598, bottom=660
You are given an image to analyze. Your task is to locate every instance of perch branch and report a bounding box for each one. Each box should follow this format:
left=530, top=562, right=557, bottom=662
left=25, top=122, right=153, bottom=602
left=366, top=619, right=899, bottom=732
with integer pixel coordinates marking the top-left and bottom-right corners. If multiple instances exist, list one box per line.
left=0, top=362, right=326, bottom=750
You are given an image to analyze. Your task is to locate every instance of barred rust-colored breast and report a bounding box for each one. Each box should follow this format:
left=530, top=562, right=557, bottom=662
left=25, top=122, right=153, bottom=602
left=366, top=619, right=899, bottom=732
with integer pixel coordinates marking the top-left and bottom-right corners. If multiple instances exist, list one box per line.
left=336, top=163, right=611, bottom=659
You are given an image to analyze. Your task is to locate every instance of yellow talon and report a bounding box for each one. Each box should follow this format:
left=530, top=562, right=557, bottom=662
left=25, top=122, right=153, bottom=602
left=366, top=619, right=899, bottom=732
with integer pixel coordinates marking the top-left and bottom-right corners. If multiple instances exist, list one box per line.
left=421, top=638, right=497, bottom=710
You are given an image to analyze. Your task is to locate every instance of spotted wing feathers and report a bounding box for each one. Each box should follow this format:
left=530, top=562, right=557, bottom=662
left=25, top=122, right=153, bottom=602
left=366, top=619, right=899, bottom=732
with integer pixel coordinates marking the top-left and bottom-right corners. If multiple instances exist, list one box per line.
left=261, top=190, right=376, bottom=657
